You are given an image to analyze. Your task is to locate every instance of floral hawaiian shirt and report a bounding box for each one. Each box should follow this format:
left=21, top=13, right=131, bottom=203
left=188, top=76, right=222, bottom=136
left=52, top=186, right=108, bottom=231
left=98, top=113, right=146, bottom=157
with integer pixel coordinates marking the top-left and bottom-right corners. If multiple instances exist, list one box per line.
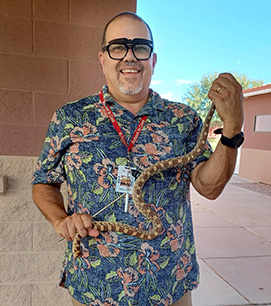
left=32, top=85, right=212, bottom=306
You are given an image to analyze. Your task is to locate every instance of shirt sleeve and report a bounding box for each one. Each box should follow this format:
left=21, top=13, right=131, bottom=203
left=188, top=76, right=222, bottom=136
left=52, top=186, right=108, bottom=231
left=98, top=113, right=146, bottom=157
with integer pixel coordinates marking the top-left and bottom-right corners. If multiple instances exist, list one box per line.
left=32, top=108, right=70, bottom=185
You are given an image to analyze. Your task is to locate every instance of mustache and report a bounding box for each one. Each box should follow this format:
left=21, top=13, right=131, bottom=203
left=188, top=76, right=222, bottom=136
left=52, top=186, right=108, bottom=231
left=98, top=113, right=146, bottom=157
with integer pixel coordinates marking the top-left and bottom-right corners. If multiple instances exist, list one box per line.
left=118, top=61, right=143, bottom=71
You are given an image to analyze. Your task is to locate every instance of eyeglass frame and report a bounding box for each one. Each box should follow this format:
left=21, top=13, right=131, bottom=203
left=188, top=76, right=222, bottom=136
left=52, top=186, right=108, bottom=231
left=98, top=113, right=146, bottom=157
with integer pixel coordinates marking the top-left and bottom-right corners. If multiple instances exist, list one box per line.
left=102, top=38, right=154, bottom=61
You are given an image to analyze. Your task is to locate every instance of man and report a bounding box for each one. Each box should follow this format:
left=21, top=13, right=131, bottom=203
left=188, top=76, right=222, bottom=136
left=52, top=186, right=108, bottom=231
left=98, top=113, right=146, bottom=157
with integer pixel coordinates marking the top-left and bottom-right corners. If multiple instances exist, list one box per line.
left=32, top=12, right=244, bottom=306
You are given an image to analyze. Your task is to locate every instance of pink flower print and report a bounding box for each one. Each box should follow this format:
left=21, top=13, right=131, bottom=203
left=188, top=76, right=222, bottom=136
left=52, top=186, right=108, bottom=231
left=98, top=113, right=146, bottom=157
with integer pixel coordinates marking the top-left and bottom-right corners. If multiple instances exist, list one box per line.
left=155, top=294, right=173, bottom=306
left=95, top=101, right=124, bottom=119
left=167, top=220, right=184, bottom=252
left=51, top=112, right=60, bottom=124
left=48, top=163, right=65, bottom=183
left=95, top=232, right=120, bottom=257
left=77, top=203, right=90, bottom=215
left=93, top=158, right=118, bottom=189
left=89, top=298, right=119, bottom=306
left=168, top=103, right=185, bottom=118
left=116, top=267, right=140, bottom=297
left=172, top=107, right=185, bottom=118
left=48, top=135, right=62, bottom=161
left=97, top=168, right=110, bottom=188
left=138, top=242, right=160, bottom=275
left=70, top=123, right=99, bottom=143
left=146, top=122, right=170, bottom=144
left=175, top=167, right=190, bottom=183
left=133, top=143, right=160, bottom=168
left=65, top=143, right=82, bottom=171
left=95, top=102, right=108, bottom=118
left=151, top=130, right=169, bottom=144
left=127, top=200, right=140, bottom=219
left=146, top=122, right=168, bottom=133
left=176, top=251, right=192, bottom=281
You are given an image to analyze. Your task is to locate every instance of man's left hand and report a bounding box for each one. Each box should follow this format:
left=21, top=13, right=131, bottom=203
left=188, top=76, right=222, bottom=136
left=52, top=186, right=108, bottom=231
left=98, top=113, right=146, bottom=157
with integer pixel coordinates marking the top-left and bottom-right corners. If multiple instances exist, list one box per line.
left=208, top=73, right=244, bottom=137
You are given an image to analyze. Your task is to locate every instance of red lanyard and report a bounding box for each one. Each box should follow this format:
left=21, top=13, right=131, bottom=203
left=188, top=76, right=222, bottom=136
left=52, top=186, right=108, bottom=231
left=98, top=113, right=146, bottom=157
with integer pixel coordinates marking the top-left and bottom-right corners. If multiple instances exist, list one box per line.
left=99, top=91, right=148, bottom=152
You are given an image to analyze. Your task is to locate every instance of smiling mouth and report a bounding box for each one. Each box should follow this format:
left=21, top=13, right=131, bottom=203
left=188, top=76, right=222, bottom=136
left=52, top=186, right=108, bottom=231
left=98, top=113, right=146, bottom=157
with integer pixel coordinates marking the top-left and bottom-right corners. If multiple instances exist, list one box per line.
left=120, top=68, right=141, bottom=74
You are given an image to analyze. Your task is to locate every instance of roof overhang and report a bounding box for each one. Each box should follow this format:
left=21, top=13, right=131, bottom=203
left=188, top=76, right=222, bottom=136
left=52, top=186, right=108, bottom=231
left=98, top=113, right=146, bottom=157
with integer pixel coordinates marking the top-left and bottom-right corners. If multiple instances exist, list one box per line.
left=243, top=84, right=271, bottom=97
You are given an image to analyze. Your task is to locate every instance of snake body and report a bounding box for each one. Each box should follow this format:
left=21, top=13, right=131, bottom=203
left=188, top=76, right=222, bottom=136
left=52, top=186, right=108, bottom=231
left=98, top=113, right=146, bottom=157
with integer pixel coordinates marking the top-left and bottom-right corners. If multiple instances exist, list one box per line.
left=73, top=102, right=216, bottom=257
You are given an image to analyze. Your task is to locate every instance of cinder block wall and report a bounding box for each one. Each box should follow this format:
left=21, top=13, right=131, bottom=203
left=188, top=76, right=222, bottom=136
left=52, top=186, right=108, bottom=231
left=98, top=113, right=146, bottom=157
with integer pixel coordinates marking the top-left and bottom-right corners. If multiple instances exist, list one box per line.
left=0, top=1, right=136, bottom=305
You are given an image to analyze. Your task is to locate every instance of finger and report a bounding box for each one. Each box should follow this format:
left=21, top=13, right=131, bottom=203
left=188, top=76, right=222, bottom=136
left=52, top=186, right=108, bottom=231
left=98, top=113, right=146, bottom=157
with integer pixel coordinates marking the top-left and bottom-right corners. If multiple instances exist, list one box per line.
left=55, top=218, right=73, bottom=241
left=214, top=73, right=242, bottom=92
left=73, top=214, right=88, bottom=238
left=211, top=83, right=224, bottom=94
left=66, top=217, right=78, bottom=240
left=81, top=213, right=93, bottom=229
left=208, top=83, right=223, bottom=101
left=88, top=229, right=100, bottom=237
left=209, top=76, right=238, bottom=101
left=218, top=72, right=240, bottom=85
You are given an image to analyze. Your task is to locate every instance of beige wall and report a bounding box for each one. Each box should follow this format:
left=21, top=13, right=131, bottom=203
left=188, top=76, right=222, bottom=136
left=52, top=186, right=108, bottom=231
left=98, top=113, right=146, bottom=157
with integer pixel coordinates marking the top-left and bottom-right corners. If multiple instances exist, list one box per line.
left=239, top=148, right=271, bottom=185
left=0, top=1, right=136, bottom=305
left=242, top=93, right=271, bottom=151
left=0, top=155, right=71, bottom=305
left=239, top=92, right=271, bottom=185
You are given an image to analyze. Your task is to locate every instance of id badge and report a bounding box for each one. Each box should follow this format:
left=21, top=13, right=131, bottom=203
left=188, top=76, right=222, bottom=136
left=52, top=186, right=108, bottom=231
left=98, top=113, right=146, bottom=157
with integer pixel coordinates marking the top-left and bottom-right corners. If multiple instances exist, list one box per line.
left=115, top=165, right=135, bottom=194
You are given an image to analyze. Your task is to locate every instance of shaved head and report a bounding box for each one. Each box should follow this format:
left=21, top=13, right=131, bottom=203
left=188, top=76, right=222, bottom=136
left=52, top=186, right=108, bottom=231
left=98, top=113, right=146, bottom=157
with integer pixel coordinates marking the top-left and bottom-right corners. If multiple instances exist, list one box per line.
left=101, top=11, right=153, bottom=48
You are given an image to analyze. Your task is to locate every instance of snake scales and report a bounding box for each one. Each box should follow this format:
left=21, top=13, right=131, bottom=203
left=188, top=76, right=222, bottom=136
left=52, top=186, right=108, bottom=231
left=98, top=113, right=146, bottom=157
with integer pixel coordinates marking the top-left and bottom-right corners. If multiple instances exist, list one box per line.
left=73, top=102, right=216, bottom=257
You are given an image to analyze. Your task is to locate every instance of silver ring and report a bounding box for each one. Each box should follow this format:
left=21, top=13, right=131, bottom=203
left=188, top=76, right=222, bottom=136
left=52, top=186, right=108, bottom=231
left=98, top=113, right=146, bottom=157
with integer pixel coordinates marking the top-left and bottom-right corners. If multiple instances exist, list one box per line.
left=216, top=86, right=221, bottom=93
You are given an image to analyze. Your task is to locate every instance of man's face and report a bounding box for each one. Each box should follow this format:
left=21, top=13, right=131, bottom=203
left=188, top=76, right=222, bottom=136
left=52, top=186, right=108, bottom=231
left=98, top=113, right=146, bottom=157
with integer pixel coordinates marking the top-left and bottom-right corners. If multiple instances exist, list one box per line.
left=99, top=17, right=157, bottom=101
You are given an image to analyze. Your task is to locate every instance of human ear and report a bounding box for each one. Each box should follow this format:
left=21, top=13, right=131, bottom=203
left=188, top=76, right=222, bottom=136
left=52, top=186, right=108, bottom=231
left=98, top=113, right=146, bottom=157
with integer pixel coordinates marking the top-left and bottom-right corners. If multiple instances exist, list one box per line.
left=152, top=53, right=157, bottom=74
left=98, top=52, right=106, bottom=74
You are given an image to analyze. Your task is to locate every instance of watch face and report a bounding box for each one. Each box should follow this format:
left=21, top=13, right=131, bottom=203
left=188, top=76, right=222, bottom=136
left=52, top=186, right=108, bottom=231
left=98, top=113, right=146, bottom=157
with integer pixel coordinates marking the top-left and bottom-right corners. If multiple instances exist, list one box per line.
left=221, top=132, right=244, bottom=148
left=235, top=134, right=244, bottom=147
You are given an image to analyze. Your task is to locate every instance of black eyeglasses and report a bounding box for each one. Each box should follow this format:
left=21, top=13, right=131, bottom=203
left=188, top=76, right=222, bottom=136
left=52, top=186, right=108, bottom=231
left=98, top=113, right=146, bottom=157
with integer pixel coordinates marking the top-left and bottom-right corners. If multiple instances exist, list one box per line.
left=102, top=38, right=153, bottom=61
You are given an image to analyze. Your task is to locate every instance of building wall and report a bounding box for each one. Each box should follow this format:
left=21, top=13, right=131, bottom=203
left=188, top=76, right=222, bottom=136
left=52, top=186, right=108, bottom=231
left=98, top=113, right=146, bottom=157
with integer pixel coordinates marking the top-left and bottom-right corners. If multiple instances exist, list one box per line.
left=0, top=0, right=136, bottom=157
left=0, top=1, right=136, bottom=305
left=239, top=92, right=271, bottom=184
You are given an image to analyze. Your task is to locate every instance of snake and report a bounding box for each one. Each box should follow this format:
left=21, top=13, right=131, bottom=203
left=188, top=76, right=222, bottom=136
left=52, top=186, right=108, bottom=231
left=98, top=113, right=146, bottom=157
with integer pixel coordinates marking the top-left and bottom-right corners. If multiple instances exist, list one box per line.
left=72, top=101, right=216, bottom=257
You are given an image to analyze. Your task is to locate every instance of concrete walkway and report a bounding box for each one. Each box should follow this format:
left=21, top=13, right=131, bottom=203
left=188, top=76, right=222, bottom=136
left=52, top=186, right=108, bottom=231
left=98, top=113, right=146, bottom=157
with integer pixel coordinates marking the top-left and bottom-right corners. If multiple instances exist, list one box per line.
left=191, top=174, right=271, bottom=306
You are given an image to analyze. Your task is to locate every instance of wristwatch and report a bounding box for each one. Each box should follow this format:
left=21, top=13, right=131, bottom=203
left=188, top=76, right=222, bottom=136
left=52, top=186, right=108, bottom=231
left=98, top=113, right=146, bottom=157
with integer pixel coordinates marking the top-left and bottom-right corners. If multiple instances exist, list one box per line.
left=214, top=128, right=245, bottom=149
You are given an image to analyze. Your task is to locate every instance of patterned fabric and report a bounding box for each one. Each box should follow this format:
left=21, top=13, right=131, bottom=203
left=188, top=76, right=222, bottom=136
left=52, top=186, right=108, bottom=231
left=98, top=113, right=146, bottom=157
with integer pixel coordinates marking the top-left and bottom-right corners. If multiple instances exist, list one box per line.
left=32, top=86, right=212, bottom=305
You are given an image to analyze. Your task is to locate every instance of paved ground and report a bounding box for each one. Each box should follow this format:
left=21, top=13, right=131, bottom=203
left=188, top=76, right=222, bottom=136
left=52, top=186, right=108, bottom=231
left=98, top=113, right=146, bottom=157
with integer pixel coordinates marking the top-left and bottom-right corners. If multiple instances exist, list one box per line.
left=190, top=174, right=271, bottom=306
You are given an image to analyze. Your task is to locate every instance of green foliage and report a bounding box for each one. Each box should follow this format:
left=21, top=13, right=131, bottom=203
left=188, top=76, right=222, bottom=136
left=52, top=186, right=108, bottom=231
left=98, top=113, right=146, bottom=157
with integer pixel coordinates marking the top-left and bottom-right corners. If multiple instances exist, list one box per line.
left=183, top=72, right=265, bottom=121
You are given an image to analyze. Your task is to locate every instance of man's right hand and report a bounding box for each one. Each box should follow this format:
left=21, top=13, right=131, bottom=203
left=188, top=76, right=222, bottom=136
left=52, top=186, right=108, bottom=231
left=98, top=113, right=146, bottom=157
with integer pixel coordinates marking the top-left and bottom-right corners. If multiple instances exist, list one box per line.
left=32, top=184, right=100, bottom=241
left=54, top=213, right=100, bottom=241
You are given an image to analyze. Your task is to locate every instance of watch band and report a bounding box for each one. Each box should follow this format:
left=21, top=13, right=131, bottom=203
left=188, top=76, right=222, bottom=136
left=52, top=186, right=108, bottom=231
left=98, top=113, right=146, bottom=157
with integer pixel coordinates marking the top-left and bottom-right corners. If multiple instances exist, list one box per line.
left=214, top=128, right=244, bottom=149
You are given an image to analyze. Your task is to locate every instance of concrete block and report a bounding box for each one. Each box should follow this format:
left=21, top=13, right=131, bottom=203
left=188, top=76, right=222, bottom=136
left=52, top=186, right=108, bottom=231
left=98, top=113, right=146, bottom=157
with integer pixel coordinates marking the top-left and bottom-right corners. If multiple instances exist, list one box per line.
left=0, top=124, right=47, bottom=156
left=0, top=15, right=32, bottom=54
left=0, top=89, right=33, bottom=125
left=69, top=60, right=104, bottom=96
left=0, top=190, right=43, bottom=222
left=0, top=252, right=63, bottom=283
left=71, top=0, right=136, bottom=27
left=0, top=0, right=32, bottom=17
left=33, top=221, right=66, bottom=252
left=0, top=156, right=35, bottom=191
left=35, top=0, right=69, bottom=22
left=0, top=284, right=31, bottom=306
left=35, top=20, right=103, bottom=61
left=0, top=222, right=32, bottom=253
left=32, top=282, right=71, bottom=306
left=0, top=54, right=68, bottom=93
